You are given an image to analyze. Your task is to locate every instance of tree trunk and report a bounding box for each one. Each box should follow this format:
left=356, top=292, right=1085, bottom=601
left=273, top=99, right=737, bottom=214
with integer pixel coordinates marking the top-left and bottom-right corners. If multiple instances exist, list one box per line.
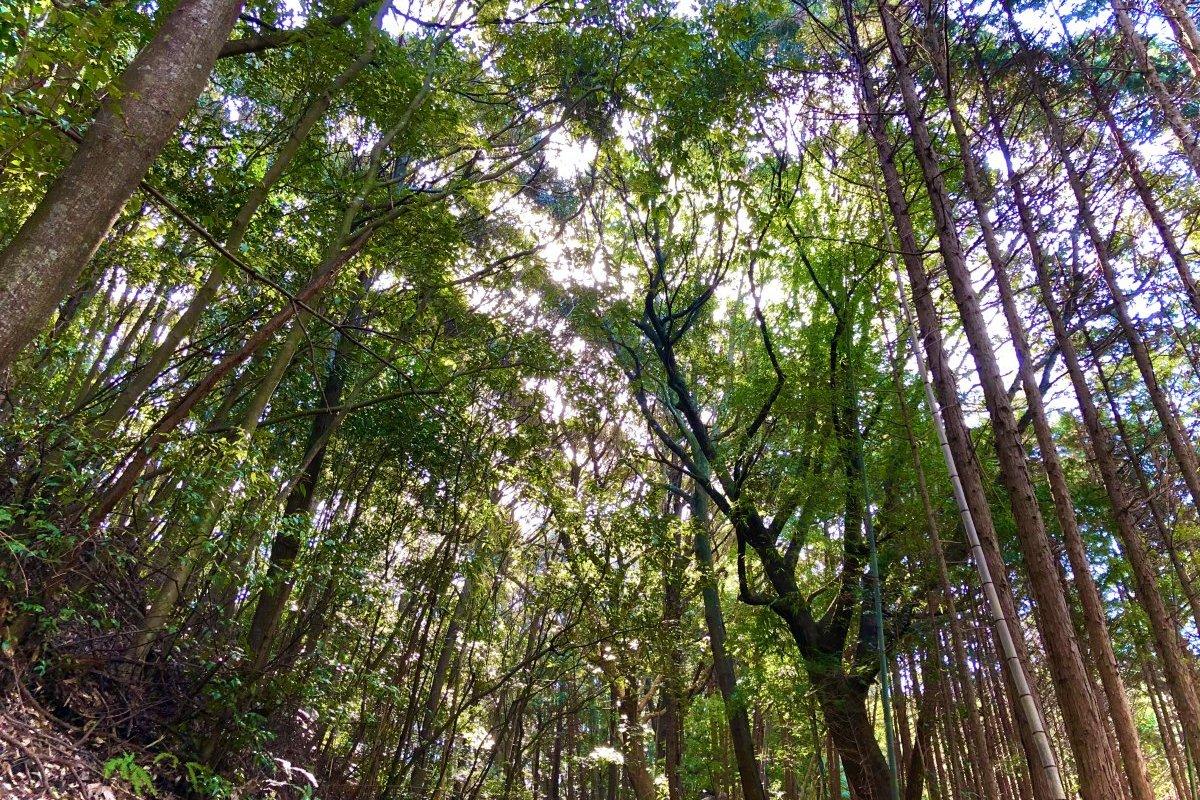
left=1000, top=0, right=1200, bottom=520
left=922, top=15, right=1153, bottom=797
left=902, top=652, right=935, bottom=800
left=99, top=40, right=376, bottom=426
left=409, top=574, right=476, bottom=798
left=692, top=458, right=769, bottom=800
left=0, top=0, right=244, bottom=369
left=982, top=17, right=1200, bottom=776
left=245, top=317, right=356, bottom=670
left=1078, top=49, right=1200, bottom=319
left=1156, top=0, right=1200, bottom=76
left=813, top=671, right=894, bottom=800
left=660, top=514, right=686, bottom=800
left=616, top=690, right=657, bottom=800
left=891, top=344, right=1001, bottom=800
left=876, top=6, right=1124, bottom=797
left=1108, top=0, right=1200, bottom=179
left=844, top=3, right=1062, bottom=794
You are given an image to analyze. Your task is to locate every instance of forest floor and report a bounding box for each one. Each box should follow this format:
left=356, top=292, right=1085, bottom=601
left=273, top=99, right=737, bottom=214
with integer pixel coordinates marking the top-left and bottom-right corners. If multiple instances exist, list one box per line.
left=0, top=689, right=148, bottom=799
left=0, top=657, right=320, bottom=799
left=0, top=661, right=187, bottom=800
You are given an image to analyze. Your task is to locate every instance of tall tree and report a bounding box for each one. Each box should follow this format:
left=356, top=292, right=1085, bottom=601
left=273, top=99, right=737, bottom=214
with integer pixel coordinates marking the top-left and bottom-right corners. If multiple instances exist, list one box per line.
left=0, top=0, right=244, bottom=369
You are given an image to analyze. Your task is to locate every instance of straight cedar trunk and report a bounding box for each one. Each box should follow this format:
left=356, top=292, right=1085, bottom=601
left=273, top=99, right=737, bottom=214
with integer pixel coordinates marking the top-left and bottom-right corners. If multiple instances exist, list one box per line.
left=998, top=0, right=1200, bottom=524
left=902, top=650, right=935, bottom=800
left=1107, top=0, right=1200, bottom=179
left=1156, top=0, right=1200, bottom=76
left=1033, top=225, right=1200, bottom=772
left=1077, top=48, right=1200, bottom=319
left=891, top=357, right=1001, bottom=800
left=987, top=11, right=1200, bottom=772
left=928, top=695, right=952, bottom=800
left=875, top=6, right=1124, bottom=797
left=930, top=626, right=972, bottom=800
left=921, top=690, right=950, bottom=800
left=1101, top=365, right=1200, bottom=637
left=890, top=657, right=910, bottom=792
left=692, top=456, right=769, bottom=800
left=0, top=0, right=244, bottom=370
left=842, top=4, right=1060, bottom=796
left=973, top=62, right=1157, bottom=800
left=1140, top=644, right=1194, bottom=800
left=918, top=11, right=1154, bottom=797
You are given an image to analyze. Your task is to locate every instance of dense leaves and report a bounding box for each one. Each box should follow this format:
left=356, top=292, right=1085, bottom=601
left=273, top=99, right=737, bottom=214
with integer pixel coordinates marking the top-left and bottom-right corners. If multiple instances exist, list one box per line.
left=2, top=0, right=1200, bottom=798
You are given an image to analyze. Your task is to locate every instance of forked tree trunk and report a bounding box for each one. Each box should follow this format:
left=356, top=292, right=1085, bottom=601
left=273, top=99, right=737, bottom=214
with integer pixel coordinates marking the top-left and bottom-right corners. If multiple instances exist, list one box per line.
left=0, top=0, right=244, bottom=369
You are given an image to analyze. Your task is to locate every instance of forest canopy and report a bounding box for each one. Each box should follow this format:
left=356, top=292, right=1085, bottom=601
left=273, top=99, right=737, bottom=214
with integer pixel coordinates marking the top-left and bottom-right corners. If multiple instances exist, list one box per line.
left=2, top=0, right=1200, bottom=798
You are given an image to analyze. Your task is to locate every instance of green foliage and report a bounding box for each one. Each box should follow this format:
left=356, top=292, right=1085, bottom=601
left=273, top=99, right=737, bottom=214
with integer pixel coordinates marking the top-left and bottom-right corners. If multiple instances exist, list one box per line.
left=2, top=0, right=1199, bottom=798
left=185, top=761, right=235, bottom=799
left=103, top=753, right=156, bottom=797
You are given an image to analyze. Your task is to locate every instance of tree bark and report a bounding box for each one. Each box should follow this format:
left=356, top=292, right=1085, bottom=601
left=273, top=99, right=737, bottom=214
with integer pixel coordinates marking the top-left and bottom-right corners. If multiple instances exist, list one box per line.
left=876, top=6, right=1124, bottom=797
left=0, top=0, right=244, bottom=369
left=989, top=9, right=1200, bottom=772
left=921, top=14, right=1153, bottom=797
left=891, top=350, right=1001, bottom=800
left=844, top=3, right=1062, bottom=795
left=692, top=458, right=769, bottom=800
left=1108, top=0, right=1200, bottom=179
left=1000, top=0, right=1200, bottom=518
left=245, top=315, right=356, bottom=670
left=409, top=574, right=476, bottom=798
left=100, top=37, right=376, bottom=426
left=1155, top=0, right=1200, bottom=76
left=1077, top=45, right=1200, bottom=319
left=615, top=689, right=657, bottom=800
left=813, top=671, right=894, bottom=800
